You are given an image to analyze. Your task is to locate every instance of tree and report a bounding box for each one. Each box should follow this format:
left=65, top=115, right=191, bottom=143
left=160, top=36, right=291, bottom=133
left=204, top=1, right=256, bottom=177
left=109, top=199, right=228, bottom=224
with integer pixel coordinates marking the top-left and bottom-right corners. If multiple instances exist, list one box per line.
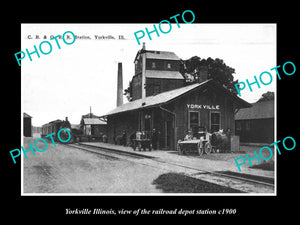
left=180, top=56, right=239, bottom=95
left=124, top=81, right=133, bottom=102
left=257, top=91, right=274, bottom=102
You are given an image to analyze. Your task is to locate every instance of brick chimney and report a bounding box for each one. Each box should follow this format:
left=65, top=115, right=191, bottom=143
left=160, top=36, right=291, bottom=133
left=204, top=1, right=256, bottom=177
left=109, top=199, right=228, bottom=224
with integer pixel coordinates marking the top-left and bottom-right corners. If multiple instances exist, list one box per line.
left=117, top=62, right=123, bottom=107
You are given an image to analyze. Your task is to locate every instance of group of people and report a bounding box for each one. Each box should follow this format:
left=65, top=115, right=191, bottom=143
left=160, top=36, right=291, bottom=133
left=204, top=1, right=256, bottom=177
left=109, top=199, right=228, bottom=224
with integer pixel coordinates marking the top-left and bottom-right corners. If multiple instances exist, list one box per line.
left=184, top=129, right=194, bottom=141
left=114, top=127, right=231, bottom=153
left=116, top=128, right=161, bottom=150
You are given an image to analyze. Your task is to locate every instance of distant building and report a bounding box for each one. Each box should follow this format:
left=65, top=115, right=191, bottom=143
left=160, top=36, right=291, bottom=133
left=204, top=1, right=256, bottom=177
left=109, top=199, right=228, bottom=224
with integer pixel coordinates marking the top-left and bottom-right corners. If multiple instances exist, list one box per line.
left=71, top=124, right=81, bottom=130
left=235, top=100, right=274, bottom=143
left=32, top=126, right=41, bottom=133
left=23, top=112, right=32, bottom=137
left=80, top=113, right=107, bottom=138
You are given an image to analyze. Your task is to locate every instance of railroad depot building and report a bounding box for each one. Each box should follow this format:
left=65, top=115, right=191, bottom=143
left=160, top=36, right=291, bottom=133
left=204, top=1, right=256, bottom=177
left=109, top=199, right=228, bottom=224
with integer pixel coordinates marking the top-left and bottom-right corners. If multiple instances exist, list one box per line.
left=101, top=44, right=251, bottom=150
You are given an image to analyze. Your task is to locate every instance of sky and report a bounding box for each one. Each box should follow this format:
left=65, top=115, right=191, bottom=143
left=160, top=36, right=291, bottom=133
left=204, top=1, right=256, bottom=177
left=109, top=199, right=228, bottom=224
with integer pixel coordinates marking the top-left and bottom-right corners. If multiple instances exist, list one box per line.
left=21, top=23, right=276, bottom=127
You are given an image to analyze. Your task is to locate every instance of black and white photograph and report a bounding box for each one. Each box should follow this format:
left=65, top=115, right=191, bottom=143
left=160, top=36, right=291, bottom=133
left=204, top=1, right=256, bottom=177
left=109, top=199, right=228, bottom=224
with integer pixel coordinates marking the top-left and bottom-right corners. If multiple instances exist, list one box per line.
left=21, top=23, right=276, bottom=195
left=4, top=4, right=299, bottom=221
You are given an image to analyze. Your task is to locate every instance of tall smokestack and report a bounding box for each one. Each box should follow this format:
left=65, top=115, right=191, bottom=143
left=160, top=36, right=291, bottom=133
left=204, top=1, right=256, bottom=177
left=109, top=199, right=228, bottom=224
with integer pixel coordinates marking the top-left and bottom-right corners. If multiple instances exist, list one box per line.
left=117, top=62, right=123, bottom=107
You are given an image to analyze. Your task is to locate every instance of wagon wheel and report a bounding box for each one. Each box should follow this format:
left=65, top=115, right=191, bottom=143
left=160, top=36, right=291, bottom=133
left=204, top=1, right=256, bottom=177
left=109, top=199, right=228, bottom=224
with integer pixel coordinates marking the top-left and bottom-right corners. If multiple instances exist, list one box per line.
left=132, top=141, right=137, bottom=151
left=177, top=142, right=181, bottom=154
left=197, top=142, right=203, bottom=156
left=204, top=142, right=212, bottom=154
left=138, top=142, right=142, bottom=151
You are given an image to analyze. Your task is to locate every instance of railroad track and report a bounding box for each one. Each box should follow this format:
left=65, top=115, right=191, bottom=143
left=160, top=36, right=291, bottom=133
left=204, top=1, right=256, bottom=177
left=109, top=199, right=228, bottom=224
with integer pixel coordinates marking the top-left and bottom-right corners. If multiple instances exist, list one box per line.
left=66, top=143, right=275, bottom=193
left=68, top=143, right=155, bottom=159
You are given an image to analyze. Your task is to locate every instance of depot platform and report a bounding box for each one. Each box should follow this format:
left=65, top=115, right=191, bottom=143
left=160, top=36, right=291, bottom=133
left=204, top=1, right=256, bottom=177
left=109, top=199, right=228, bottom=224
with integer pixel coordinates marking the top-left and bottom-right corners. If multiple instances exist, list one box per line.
left=77, top=141, right=275, bottom=181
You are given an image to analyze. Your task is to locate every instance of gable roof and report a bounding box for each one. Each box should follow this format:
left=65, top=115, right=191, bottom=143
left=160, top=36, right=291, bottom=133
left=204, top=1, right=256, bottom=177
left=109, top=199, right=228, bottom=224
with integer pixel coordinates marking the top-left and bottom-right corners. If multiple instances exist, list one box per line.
left=23, top=112, right=32, bottom=118
left=102, top=79, right=251, bottom=117
left=81, top=113, right=99, bottom=119
left=83, top=118, right=107, bottom=125
left=145, top=50, right=180, bottom=60
left=134, top=49, right=180, bottom=62
left=235, top=100, right=274, bottom=120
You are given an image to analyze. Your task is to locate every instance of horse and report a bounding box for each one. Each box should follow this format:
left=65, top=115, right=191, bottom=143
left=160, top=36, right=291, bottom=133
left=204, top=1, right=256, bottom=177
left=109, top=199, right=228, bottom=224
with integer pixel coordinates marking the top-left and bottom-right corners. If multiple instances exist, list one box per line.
left=210, top=129, right=230, bottom=153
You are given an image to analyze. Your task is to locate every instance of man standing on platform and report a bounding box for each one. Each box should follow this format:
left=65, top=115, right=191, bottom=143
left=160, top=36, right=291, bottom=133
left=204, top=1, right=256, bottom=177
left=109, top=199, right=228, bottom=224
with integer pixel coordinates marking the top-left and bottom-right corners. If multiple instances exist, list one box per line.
left=151, top=128, right=160, bottom=150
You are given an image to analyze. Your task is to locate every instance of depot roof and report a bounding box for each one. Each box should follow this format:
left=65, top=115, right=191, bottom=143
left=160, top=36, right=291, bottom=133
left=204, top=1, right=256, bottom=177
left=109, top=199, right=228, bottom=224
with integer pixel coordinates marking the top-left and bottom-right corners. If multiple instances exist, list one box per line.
left=102, top=79, right=251, bottom=117
left=235, top=100, right=274, bottom=120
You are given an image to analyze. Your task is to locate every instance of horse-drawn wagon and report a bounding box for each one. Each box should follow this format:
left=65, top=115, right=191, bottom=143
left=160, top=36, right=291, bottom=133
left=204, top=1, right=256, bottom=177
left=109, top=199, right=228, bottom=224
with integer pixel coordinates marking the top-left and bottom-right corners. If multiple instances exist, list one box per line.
left=177, top=127, right=230, bottom=156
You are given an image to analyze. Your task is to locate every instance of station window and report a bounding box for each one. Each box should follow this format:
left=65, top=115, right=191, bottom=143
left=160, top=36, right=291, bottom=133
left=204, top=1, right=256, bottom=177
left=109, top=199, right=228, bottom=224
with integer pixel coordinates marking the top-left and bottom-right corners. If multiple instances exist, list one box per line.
left=151, top=62, right=156, bottom=68
left=211, top=112, right=221, bottom=133
left=189, top=111, right=199, bottom=129
left=167, top=63, right=171, bottom=69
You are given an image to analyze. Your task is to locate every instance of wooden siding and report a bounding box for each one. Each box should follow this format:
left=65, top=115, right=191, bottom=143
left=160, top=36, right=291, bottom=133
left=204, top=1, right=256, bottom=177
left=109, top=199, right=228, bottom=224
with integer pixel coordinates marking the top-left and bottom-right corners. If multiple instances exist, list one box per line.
left=235, top=118, right=274, bottom=143
left=145, top=59, right=180, bottom=71
left=107, top=111, right=139, bottom=144
left=131, top=73, right=142, bottom=101
left=146, top=78, right=185, bottom=97
left=24, top=117, right=32, bottom=137
left=131, top=75, right=184, bottom=100
left=170, top=85, right=235, bottom=148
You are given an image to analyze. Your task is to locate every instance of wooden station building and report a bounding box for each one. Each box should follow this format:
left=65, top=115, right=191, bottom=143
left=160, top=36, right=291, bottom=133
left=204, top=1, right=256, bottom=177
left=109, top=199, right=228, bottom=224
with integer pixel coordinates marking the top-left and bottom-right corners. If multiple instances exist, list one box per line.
left=235, top=100, right=274, bottom=143
left=80, top=112, right=107, bottom=140
left=23, top=112, right=32, bottom=137
left=101, top=44, right=251, bottom=150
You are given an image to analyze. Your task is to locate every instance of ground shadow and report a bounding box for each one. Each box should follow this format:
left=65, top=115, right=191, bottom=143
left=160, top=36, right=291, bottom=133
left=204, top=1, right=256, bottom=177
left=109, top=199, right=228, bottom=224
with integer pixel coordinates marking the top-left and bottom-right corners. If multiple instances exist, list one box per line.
left=214, top=170, right=274, bottom=185
left=152, top=172, right=244, bottom=193
left=250, top=160, right=274, bottom=171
